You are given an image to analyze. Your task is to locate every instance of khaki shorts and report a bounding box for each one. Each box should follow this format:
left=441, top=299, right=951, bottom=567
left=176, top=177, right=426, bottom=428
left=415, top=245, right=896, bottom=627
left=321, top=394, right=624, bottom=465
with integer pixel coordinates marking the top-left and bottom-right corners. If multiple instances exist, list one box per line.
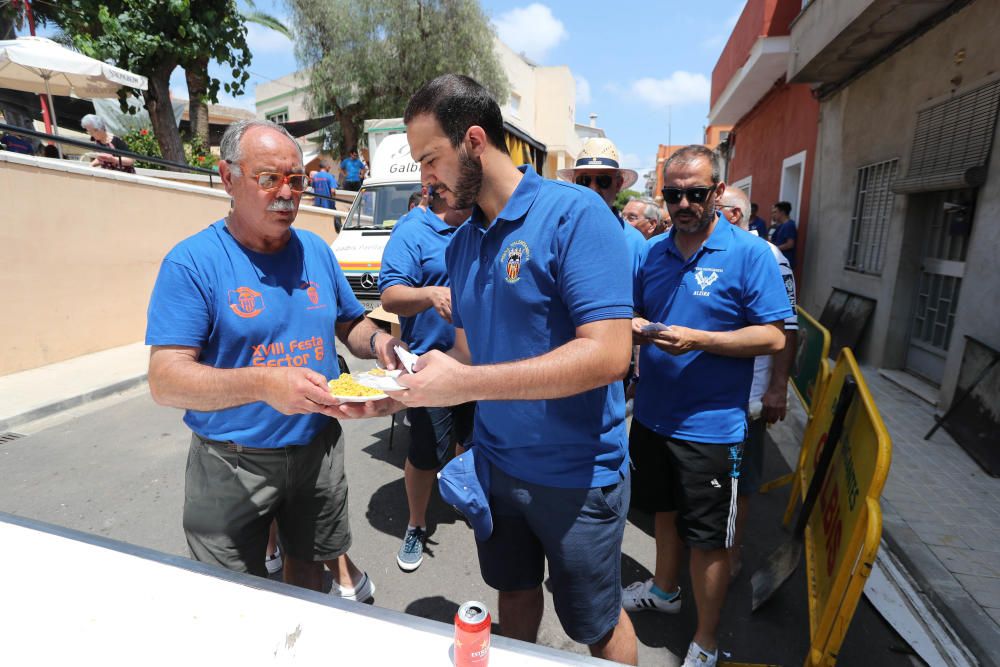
left=183, top=421, right=352, bottom=576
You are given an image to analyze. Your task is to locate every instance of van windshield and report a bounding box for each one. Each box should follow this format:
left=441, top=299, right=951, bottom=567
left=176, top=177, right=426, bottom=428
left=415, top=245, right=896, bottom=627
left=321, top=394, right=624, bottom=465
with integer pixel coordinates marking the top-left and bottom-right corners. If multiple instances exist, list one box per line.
left=342, top=183, right=423, bottom=230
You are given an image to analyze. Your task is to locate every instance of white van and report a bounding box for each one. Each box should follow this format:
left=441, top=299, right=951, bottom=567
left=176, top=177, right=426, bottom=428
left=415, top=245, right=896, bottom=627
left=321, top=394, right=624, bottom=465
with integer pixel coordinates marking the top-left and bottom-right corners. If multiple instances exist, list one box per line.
left=331, top=133, right=422, bottom=311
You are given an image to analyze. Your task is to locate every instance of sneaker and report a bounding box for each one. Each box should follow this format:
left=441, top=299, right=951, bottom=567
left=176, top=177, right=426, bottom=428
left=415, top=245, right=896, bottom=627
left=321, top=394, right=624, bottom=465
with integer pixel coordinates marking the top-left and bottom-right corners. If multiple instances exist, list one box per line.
left=265, top=546, right=283, bottom=575
left=622, top=578, right=682, bottom=613
left=330, top=571, right=375, bottom=603
left=397, top=526, right=426, bottom=572
left=682, top=641, right=717, bottom=667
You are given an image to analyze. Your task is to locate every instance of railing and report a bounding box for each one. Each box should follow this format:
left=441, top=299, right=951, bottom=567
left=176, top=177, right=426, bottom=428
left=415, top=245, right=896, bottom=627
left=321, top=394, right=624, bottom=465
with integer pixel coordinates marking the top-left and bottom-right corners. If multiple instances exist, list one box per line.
left=0, top=122, right=345, bottom=208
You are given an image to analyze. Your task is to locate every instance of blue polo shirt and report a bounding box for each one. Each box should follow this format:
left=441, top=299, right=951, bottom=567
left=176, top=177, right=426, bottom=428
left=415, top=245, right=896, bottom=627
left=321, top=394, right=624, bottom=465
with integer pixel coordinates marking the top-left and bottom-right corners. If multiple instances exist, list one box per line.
left=378, top=207, right=460, bottom=355
left=145, top=220, right=366, bottom=447
left=618, top=211, right=649, bottom=282
left=771, top=219, right=797, bottom=268
left=446, top=165, right=633, bottom=488
left=749, top=216, right=768, bottom=239
left=634, top=215, right=793, bottom=444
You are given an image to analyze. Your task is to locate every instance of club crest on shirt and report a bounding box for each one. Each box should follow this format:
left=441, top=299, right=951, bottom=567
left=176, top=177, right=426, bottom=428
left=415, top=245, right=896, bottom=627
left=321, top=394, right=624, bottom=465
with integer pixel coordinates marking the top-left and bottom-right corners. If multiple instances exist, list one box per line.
left=693, top=268, right=721, bottom=297
left=229, top=286, right=264, bottom=318
left=302, top=281, right=327, bottom=310
left=501, top=240, right=530, bottom=284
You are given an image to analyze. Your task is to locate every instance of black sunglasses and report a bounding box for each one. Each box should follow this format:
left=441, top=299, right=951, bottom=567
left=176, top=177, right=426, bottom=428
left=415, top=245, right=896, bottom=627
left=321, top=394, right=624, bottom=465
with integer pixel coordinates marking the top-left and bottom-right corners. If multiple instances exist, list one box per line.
left=576, top=173, right=614, bottom=189
left=661, top=185, right=717, bottom=205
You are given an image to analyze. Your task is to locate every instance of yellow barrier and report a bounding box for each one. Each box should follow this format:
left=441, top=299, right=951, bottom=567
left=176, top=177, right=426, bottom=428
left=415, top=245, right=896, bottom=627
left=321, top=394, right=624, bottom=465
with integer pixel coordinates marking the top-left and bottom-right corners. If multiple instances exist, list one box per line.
left=791, top=307, right=832, bottom=418
left=796, top=349, right=892, bottom=666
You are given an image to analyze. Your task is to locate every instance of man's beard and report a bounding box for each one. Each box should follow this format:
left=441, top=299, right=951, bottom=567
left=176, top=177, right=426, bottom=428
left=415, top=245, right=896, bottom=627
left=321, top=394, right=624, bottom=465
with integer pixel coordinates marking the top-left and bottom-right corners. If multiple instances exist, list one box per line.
left=451, top=146, right=483, bottom=209
left=672, top=201, right=715, bottom=234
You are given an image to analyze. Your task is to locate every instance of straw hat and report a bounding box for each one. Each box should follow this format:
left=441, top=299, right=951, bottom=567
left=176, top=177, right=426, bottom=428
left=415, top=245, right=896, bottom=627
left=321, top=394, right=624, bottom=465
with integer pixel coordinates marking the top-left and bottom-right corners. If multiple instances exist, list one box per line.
left=557, top=137, right=638, bottom=190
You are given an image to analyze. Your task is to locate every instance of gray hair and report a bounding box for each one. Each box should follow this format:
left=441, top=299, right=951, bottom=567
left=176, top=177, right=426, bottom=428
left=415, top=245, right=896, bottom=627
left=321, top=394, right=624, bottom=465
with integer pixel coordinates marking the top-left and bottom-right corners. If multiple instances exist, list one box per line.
left=80, top=114, right=106, bottom=132
left=628, top=196, right=662, bottom=223
left=721, top=186, right=751, bottom=230
left=662, top=144, right=722, bottom=185
left=220, top=119, right=301, bottom=173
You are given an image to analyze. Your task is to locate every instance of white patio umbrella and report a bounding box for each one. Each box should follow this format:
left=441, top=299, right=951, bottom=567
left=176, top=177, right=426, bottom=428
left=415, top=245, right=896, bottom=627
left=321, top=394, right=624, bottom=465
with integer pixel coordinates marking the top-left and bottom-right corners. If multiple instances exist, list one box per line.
left=0, top=36, right=148, bottom=154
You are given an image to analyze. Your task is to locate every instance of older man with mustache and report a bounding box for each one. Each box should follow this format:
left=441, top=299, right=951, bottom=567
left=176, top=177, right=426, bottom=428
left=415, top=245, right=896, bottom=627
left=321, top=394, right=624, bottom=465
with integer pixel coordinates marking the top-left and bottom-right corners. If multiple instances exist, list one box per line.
left=146, top=119, right=403, bottom=602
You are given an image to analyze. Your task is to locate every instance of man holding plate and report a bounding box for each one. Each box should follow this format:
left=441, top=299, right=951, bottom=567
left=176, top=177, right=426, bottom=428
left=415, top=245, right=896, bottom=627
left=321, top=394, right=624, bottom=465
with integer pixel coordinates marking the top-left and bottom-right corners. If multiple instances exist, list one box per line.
left=397, top=74, right=638, bottom=664
left=146, top=119, right=402, bottom=601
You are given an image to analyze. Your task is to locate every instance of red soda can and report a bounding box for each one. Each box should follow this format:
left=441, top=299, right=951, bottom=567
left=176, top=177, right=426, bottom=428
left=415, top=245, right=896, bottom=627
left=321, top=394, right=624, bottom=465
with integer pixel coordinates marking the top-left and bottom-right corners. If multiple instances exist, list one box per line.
left=454, top=600, right=491, bottom=666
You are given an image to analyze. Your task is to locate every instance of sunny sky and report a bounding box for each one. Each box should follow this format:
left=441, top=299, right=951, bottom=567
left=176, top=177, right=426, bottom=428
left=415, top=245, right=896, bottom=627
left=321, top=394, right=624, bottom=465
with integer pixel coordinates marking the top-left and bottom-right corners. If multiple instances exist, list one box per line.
left=19, top=1, right=748, bottom=179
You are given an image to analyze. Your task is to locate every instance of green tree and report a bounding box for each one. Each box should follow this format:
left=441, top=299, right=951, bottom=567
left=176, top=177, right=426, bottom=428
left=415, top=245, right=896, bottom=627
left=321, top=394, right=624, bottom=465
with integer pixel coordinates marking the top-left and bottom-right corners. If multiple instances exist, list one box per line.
left=287, top=0, right=508, bottom=155
left=185, top=0, right=291, bottom=146
left=48, top=1, right=252, bottom=163
left=614, top=189, right=641, bottom=211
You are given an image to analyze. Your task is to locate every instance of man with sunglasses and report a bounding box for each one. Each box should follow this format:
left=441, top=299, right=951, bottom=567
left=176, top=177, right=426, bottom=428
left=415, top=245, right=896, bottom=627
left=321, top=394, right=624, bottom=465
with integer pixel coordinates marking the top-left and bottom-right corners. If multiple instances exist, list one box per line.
left=146, top=119, right=403, bottom=601
left=625, top=145, right=792, bottom=667
left=557, top=137, right=648, bottom=279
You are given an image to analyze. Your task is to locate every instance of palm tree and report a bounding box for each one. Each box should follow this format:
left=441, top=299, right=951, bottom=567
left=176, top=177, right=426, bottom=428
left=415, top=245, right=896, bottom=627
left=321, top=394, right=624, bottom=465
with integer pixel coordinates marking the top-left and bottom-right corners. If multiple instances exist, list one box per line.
left=184, top=0, right=292, bottom=146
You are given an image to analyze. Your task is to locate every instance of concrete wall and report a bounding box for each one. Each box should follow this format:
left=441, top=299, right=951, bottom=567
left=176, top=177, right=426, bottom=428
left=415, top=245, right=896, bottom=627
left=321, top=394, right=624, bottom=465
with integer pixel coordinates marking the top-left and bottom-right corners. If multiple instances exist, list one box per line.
left=801, top=0, right=999, bottom=404
left=728, top=82, right=818, bottom=282
left=0, top=153, right=338, bottom=376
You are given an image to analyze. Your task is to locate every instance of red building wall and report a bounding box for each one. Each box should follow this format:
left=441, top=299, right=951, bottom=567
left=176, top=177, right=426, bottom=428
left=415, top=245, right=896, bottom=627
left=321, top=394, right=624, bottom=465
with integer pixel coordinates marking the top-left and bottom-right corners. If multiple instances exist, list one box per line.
left=727, top=81, right=819, bottom=278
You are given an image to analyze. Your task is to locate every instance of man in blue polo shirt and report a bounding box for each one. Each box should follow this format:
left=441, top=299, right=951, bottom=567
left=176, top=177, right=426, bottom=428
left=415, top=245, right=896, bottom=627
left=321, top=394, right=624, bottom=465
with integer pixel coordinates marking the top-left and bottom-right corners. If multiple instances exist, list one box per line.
left=623, top=145, right=791, bottom=667
left=379, top=189, right=474, bottom=573
left=394, top=74, right=637, bottom=664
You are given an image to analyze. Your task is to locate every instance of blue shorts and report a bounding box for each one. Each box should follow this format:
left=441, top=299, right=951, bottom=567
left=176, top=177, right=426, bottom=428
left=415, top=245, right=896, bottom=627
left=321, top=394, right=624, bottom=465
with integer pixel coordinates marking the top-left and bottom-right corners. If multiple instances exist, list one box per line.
left=739, top=417, right=766, bottom=496
left=475, top=462, right=630, bottom=645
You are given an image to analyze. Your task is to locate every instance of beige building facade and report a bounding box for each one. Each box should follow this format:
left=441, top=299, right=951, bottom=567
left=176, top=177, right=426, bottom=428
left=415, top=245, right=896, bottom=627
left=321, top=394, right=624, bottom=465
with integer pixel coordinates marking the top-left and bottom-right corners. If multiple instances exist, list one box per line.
left=254, top=39, right=600, bottom=178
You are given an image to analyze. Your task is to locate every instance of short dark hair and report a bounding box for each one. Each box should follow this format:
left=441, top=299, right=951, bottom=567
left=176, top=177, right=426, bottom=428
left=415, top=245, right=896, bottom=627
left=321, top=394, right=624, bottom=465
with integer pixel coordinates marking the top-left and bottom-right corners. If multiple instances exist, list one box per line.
left=774, top=201, right=792, bottom=216
left=662, top=145, right=721, bottom=184
left=751, top=202, right=758, bottom=211
left=407, top=192, right=422, bottom=209
left=404, top=74, right=509, bottom=154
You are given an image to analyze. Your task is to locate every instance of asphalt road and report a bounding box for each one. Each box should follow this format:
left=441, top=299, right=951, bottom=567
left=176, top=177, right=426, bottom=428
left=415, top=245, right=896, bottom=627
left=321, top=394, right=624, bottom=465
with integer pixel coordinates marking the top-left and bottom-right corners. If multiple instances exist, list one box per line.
left=0, top=359, right=921, bottom=666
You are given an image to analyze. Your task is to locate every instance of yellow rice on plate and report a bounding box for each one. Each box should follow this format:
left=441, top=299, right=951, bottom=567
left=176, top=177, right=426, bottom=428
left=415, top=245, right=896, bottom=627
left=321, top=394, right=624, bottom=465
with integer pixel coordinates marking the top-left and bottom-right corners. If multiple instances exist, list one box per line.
left=327, top=373, right=384, bottom=397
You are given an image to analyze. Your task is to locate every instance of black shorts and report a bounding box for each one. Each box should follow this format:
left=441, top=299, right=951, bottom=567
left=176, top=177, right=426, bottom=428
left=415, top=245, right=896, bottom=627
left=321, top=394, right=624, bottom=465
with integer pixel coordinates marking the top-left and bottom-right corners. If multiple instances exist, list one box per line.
left=739, top=417, right=767, bottom=496
left=406, top=403, right=474, bottom=470
left=629, top=419, right=743, bottom=550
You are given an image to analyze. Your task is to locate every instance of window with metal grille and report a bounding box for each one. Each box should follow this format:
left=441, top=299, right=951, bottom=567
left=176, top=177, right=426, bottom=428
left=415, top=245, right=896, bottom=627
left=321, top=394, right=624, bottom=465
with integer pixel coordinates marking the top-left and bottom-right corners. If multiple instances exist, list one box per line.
left=845, top=159, right=898, bottom=274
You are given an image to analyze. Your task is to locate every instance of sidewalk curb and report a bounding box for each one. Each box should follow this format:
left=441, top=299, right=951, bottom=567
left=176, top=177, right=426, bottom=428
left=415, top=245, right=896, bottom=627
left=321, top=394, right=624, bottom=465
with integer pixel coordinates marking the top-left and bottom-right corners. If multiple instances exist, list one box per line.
left=0, top=374, right=148, bottom=434
left=881, top=510, right=1000, bottom=667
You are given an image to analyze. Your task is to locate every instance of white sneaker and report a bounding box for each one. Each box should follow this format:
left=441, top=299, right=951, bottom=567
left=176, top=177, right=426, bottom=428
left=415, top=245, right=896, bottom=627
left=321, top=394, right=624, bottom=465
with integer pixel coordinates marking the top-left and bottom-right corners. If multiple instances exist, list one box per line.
left=330, top=571, right=375, bottom=603
left=682, top=641, right=718, bottom=667
left=265, top=546, right=283, bottom=575
left=622, top=578, right=681, bottom=613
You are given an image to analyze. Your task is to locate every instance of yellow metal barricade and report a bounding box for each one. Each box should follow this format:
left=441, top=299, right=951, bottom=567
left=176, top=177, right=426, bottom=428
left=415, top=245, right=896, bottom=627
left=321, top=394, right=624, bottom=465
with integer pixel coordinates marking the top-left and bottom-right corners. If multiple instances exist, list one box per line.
left=795, top=349, right=892, bottom=666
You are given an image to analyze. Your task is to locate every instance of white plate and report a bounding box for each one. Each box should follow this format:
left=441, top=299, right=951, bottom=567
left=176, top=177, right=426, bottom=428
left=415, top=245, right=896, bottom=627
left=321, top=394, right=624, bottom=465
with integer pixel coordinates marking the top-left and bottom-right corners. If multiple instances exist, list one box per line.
left=330, top=393, right=389, bottom=403
left=356, top=369, right=406, bottom=392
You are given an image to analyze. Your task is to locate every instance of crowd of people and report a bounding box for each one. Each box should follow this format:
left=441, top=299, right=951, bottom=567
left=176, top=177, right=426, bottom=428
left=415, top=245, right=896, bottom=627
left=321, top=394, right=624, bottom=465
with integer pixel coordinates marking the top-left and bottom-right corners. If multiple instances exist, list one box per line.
left=145, top=73, right=799, bottom=667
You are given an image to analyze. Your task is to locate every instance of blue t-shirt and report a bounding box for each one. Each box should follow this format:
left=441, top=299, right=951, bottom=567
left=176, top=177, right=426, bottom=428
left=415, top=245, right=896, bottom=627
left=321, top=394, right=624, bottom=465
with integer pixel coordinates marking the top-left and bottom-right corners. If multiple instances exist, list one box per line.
left=378, top=207, right=460, bottom=355
left=145, top=220, right=366, bottom=447
left=340, top=157, right=364, bottom=182
left=618, top=211, right=649, bottom=283
left=311, top=171, right=336, bottom=209
left=446, top=165, right=633, bottom=488
left=771, top=219, right=797, bottom=268
left=634, top=216, right=794, bottom=444
left=749, top=216, right=768, bottom=239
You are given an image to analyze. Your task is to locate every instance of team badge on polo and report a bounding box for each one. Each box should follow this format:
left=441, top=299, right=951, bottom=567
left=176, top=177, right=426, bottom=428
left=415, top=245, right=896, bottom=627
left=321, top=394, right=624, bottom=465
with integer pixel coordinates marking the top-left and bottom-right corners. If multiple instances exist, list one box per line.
left=228, top=286, right=264, bottom=318
left=501, top=240, right=530, bottom=284
left=693, top=268, right=721, bottom=297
